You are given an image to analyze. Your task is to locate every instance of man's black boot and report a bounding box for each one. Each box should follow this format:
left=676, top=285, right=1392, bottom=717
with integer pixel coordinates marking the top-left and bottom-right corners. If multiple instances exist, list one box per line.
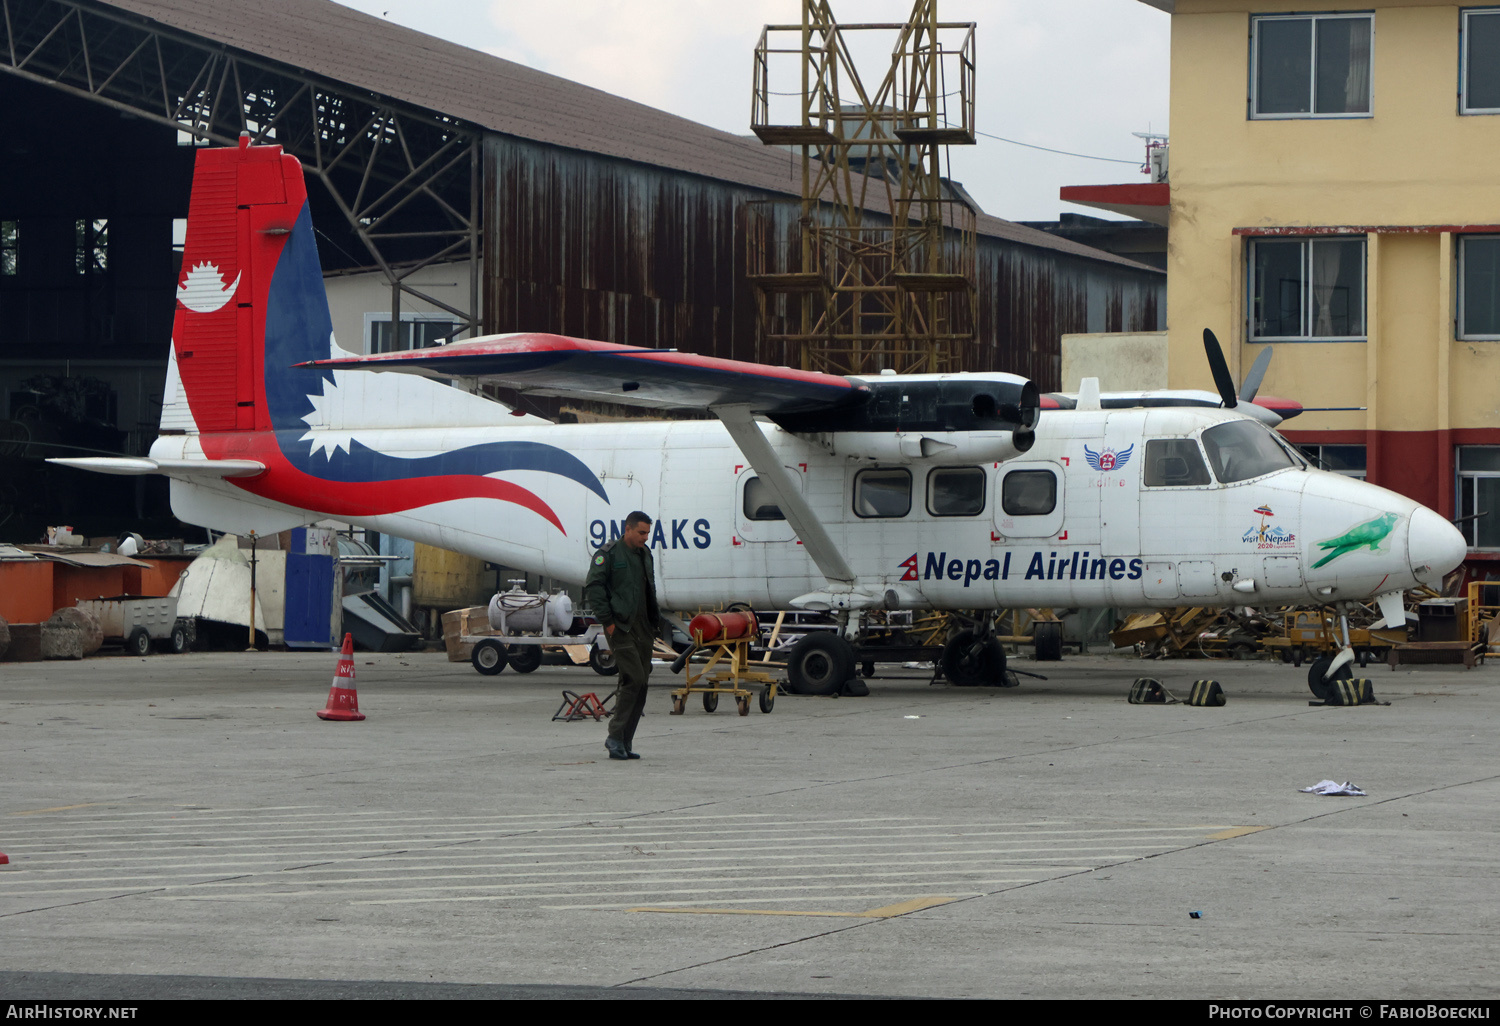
left=605, top=737, right=629, bottom=760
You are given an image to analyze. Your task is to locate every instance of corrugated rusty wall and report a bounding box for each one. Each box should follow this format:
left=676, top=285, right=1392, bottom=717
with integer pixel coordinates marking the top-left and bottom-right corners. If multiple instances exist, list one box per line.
left=485, top=137, right=765, bottom=362
left=977, top=243, right=1164, bottom=391
left=483, top=136, right=1164, bottom=387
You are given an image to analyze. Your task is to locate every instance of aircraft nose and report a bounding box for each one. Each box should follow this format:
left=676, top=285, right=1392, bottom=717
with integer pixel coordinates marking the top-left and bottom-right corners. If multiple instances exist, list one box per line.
left=1408, top=507, right=1467, bottom=586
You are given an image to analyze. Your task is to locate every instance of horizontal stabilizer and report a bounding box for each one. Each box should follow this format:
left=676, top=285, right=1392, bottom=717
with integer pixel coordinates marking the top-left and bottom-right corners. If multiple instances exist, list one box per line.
left=299, top=333, right=865, bottom=416
left=48, top=457, right=266, bottom=479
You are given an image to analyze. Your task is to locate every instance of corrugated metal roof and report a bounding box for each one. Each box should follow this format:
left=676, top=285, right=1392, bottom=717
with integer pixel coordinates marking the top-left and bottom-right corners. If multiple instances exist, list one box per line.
left=92, top=0, right=1161, bottom=273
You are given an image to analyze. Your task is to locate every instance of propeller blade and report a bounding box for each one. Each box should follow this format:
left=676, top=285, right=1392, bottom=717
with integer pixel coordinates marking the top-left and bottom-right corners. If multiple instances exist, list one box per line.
left=1239, top=346, right=1273, bottom=402
left=1203, top=328, right=1238, bottom=409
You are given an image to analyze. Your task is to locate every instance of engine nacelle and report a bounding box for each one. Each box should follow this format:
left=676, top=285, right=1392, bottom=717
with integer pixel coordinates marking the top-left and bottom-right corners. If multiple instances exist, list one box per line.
left=802, top=428, right=1033, bottom=464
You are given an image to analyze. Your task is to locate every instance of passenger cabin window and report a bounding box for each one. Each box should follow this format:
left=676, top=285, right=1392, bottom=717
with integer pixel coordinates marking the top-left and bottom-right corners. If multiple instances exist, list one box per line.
left=1201, top=421, right=1297, bottom=483
left=1001, top=469, right=1056, bottom=516
left=928, top=466, right=986, bottom=516
left=854, top=468, right=911, bottom=518
left=1143, top=439, right=1212, bottom=487
left=743, top=476, right=784, bottom=521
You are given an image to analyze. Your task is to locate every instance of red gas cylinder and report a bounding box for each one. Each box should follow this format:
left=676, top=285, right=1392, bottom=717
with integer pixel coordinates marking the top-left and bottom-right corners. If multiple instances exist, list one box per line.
left=689, top=610, right=759, bottom=644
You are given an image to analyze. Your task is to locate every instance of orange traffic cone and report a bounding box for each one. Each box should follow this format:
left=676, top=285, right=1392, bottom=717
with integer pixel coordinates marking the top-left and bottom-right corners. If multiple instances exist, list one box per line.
left=317, top=633, right=365, bottom=721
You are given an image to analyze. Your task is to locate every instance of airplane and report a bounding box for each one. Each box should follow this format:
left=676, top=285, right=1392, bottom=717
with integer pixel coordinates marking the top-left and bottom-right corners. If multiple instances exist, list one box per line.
left=52, top=138, right=1469, bottom=699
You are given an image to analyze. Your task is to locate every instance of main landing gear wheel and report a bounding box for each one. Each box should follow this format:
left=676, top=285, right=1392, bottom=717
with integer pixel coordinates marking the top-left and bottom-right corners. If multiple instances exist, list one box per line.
left=507, top=644, right=543, bottom=674
left=1307, top=655, right=1353, bottom=701
left=471, top=639, right=507, bottom=675
left=1033, top=621, right=1064, bottom=662
left=589, top=645, right=617, bottom=675
left=943, top=629, right=1007, bottom=687
left=785, top=633, right=855, bottom=696
left=702, top=690, right=719, bottom=713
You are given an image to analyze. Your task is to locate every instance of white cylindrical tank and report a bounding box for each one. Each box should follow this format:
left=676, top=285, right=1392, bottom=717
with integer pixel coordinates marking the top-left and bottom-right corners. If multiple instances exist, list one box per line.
left=488, top=586, right=573, bottom=635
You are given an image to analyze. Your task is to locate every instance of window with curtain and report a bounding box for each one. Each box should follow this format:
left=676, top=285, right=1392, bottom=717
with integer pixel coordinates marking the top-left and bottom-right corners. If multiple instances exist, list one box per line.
left=1252, top=13, right=1372, bottom=118
left=1249, top=236, right=1366, bottom=340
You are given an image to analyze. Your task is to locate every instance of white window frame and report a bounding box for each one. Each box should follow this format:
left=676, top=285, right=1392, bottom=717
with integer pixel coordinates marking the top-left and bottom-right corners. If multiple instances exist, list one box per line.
left=1461, top=8, right=1500, bottom=114
left=1459, top=235, right=1500, bottom=340
left=1457, top=446, right=1500, bottom=549
left=362, top=311, right=460, bottom=354
left=1250, top=12, right=1374, bottom=120
left=1247, top=235, right=1368, bottom=342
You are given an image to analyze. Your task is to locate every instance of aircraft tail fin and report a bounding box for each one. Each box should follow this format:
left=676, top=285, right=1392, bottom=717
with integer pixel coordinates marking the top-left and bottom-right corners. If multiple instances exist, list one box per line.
left=169, top=135, right=327, bottom=437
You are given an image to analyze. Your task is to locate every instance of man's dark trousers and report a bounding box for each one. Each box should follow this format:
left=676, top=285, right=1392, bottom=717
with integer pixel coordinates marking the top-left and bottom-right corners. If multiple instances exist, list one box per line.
left=607, top=619, right=653, bottom=749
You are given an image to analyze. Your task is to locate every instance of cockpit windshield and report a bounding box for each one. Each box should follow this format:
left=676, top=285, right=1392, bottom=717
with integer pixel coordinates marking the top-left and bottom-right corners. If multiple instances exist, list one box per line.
left=1201, top=420, right=1297, bottom=484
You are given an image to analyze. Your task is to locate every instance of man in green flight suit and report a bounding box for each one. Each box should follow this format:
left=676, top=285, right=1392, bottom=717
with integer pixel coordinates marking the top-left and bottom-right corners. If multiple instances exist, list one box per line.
left=584, top=510, right=661, bottom=761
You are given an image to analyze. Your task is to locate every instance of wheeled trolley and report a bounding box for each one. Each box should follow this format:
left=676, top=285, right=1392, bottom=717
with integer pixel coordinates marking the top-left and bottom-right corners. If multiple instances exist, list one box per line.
left=463, top=624, right=609, bottom=676
left=670, top=611, right=777, bottom=715
left=76, top=596, right=189, bottom=655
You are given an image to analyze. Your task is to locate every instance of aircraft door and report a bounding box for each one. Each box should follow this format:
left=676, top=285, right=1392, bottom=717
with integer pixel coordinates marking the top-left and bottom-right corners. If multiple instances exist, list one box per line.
left=735, top=466, right=803, bottom=543
left=1098, top=414, right=1141, bottom=559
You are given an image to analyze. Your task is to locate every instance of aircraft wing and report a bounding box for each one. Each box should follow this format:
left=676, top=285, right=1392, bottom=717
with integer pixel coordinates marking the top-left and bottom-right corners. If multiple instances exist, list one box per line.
left=300, top=333, right=865, bottom=416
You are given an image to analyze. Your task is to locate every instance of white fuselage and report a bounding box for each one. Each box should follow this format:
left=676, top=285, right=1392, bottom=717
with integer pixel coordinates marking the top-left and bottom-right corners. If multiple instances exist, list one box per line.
left=154, top=396, right=1457, bottom=613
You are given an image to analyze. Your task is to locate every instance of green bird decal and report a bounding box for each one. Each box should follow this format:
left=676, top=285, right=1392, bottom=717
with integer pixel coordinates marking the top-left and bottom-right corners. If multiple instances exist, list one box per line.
left=1311, top=512, right=1399, bottom=569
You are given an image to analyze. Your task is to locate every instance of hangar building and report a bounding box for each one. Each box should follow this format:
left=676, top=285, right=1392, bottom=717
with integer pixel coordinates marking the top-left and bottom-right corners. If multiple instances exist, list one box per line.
left=0, top=0, right=1165, bottom=542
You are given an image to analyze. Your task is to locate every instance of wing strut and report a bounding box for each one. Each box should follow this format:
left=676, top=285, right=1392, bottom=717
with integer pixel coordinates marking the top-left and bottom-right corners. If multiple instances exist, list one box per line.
left=711, top=404, right=857, bottom=589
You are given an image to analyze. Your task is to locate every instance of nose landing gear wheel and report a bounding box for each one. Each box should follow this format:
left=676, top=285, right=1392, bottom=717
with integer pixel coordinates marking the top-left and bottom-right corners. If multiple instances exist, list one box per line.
left=1307, top=655, right=1353, bottom=700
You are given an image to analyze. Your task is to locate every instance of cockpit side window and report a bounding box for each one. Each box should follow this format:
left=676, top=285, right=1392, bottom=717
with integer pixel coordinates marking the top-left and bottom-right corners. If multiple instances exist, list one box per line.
left=1202, top=420, right=1297, bottom=483
left=1143, top=439, right=1212, bottom=487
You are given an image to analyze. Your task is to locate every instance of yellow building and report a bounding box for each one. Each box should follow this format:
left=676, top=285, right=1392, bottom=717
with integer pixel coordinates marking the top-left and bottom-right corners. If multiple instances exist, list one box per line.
left=1071, top=0, right=1500, bottom=572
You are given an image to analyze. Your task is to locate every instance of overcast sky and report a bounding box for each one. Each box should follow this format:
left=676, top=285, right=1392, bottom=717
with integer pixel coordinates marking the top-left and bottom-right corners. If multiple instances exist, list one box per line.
left=330, top=1, right=1170, bottom=223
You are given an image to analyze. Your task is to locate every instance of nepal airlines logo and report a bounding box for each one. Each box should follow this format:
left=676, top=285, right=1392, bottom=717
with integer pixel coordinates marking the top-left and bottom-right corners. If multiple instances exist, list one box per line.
left=1084, top=444, right=1132, bottom=472
left=177, top=262, right=241, bottom=314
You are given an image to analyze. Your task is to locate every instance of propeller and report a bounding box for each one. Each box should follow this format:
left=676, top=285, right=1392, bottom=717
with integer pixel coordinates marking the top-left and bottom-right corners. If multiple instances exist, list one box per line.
left=1203, top=328, right=1238, bottom=409
left=1238, top=346, right=1273, bottom=403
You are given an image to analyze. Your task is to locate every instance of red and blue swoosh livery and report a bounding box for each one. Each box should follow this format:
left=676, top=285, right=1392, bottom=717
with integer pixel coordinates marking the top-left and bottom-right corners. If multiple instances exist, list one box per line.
left=171, top=140, right=604, bottom=533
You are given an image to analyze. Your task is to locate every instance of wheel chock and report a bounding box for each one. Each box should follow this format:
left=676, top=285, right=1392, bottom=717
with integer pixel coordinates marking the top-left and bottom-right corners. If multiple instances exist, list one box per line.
left=553, top=690, right=613, bottom=722
left=1187, top=680, right=1227, bottom=707
left=1128, top=677, right=1178, bottom=704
